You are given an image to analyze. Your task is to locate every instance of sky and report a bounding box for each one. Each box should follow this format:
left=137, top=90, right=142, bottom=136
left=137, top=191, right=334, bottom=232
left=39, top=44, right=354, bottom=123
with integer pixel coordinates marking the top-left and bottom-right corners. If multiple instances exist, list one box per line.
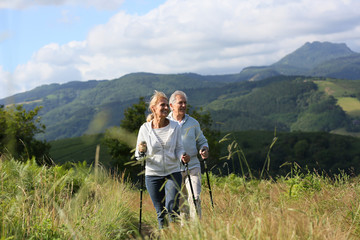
left=0, top=0, right=360, bottom=99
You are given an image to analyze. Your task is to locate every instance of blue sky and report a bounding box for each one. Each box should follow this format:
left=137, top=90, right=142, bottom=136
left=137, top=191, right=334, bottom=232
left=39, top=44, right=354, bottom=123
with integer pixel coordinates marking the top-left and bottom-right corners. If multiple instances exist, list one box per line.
left=0, top=0, right=166, bottom=72
left=1, top=0, right=360, bottom=99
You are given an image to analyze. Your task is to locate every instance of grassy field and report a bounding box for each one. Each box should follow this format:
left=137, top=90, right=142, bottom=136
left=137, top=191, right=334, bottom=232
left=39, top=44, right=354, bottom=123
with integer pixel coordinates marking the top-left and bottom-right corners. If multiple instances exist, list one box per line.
left=315, top=79, right=360, bottom=98
left=337, top=97, right=360, bottom=117
left=315, top=79, right=360, bottom=135
left=315, top=80, right=360, bottom=117
left=49, top=134, right=113, bottom=166
left=1, top=156, right=360, bottom=239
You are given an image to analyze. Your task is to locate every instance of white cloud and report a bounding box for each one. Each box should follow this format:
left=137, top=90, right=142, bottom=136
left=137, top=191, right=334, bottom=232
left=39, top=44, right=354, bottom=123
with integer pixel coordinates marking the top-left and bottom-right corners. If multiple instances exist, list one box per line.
left=83, top=0, right=360, bottom=75
left=7, top=41, right=85, bottom=94
left=1, top=0, right=360, bottom=99
left=0, top=0, right=125, bottom=10
left=33, top=42, right=86, bottom=66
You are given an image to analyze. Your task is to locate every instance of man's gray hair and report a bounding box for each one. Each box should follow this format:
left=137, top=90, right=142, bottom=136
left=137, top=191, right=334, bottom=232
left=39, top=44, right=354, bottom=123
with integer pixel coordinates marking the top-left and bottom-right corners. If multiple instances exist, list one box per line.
left=169, top=90, right=188, bottom=105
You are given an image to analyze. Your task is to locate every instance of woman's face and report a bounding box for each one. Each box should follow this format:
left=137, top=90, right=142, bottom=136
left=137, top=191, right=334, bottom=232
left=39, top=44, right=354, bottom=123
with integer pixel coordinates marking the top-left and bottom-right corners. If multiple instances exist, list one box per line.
left=152, top=97, right=169, bottom=118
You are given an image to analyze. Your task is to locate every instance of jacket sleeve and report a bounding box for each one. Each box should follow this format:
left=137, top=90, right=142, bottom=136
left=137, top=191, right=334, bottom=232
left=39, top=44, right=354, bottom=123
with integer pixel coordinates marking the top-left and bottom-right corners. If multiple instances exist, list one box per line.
left=194, top=120, right=209, bottom=150
left=135, top=124, right=147, bottom=160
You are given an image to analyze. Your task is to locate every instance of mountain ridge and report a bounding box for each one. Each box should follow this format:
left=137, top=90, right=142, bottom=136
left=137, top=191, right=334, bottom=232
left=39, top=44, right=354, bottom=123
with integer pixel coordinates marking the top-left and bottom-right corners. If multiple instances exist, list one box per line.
left=239, top=41, right=360, bottom=80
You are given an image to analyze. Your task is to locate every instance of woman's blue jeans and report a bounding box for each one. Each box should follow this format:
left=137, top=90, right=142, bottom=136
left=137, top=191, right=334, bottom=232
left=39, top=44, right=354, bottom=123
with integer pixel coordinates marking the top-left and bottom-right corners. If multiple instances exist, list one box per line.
left=145, top=172, right=182, bottom=229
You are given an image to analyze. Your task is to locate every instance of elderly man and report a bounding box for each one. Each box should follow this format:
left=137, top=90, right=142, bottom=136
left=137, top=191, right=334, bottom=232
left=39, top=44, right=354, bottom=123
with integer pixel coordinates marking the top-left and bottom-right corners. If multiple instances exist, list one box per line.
left=168, top=90, right=209, bottom=220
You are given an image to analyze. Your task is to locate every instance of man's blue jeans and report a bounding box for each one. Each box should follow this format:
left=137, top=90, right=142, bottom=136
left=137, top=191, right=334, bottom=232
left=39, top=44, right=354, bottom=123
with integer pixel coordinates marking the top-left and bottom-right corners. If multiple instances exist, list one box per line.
left=145, top=172, right=182, bottom=229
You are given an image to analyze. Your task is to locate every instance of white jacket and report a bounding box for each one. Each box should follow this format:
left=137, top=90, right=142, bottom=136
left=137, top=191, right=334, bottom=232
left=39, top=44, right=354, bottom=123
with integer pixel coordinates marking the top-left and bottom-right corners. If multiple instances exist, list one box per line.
left=135, top=120, right=185, bottom=176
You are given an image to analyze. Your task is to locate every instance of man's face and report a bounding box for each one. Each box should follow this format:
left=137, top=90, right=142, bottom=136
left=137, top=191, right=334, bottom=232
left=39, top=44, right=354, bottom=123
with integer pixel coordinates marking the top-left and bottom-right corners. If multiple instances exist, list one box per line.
left=171, top=95, right=187, bottom=117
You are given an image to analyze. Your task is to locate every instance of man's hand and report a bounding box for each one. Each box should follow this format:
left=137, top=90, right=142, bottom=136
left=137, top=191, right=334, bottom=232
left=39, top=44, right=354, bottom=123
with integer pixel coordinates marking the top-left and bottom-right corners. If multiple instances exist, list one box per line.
left=199, top=146, right=209, bottom=159
left=181, top=153, right=190, bottom=164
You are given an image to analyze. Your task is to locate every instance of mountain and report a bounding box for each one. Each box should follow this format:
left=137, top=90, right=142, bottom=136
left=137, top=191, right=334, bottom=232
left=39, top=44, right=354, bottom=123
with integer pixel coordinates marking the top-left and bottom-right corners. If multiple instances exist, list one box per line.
left=272, top=41, right=356, bottom=73
left=1, top=41, right=360, bottom=141
left=239, top=41, right=360, bottom=81
left=309, top=54, right=360, bottom=80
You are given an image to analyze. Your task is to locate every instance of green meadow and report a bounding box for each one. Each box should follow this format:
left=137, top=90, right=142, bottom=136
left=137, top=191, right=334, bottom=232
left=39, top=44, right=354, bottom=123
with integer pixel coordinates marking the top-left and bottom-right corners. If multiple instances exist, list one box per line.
left=1, top=156, right=360, bottom=239
left=337, top=97, right=360, bottom=117
left=315, top=79, right=360, bottom=136
left=315, top=79, right=360, bottom=116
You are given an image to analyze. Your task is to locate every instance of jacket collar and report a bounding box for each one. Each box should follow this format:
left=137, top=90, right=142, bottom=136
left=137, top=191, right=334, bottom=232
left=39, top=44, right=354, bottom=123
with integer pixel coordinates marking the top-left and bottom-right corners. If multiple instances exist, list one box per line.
left=147, top=119, right=176, bottom=144
left=147, top=119, right=177, bottom=132
left=168, top=112, right=189, bottom=123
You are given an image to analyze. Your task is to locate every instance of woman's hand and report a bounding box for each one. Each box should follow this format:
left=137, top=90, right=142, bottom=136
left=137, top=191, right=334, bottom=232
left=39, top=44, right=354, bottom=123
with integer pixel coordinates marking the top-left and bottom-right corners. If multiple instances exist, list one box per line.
left=138, top=141, right=147, bottom=154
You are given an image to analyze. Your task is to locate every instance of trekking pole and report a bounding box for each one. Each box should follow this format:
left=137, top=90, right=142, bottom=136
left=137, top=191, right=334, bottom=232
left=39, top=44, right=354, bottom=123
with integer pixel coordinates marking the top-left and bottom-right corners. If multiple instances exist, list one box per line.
left=185, top=161, right=197, bottom=211
left=201, top=148, right=214, bottom=208
left=139, top=141, right=147, bottom=234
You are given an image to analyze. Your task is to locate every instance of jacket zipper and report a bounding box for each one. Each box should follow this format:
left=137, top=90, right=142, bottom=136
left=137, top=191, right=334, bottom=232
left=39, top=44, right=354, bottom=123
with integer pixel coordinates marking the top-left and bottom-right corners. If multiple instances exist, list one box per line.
left=162, top=146, right=166, bottom=175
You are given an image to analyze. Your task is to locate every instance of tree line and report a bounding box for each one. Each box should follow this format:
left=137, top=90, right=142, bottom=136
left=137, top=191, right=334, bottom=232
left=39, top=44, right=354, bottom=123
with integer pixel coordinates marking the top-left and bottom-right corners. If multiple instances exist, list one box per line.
left=0, top=105, right=50, bottom=164
left=3, top=99, right=360, bottom=180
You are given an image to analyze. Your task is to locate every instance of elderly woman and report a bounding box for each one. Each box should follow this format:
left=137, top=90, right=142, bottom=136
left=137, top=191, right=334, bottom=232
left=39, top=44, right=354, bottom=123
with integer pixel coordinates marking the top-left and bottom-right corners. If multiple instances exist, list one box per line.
left=136, top=90, right=190, bottom=229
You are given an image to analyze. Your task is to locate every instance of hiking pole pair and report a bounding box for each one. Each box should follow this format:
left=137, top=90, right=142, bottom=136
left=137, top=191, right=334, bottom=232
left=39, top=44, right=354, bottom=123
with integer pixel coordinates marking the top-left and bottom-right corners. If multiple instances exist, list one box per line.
left=201, top=148, right=214, bottom=208
left=138, top=141, right=147, bottom=234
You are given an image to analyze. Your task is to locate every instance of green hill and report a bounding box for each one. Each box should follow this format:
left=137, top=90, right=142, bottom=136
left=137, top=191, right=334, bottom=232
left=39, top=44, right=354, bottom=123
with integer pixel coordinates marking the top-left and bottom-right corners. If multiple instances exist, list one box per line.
left=7, top=73, right=229, bottom=140
left=202, top=76, right=360, bottom=133
left=4, top=75, right=360, bottom=140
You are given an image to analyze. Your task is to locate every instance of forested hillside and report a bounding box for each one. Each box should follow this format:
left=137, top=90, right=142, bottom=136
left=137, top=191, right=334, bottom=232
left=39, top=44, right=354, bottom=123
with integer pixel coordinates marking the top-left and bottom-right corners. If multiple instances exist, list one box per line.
left=2, top=75, right=360, bottom=140
left=195, top=76, right=360, bottom=133
left=1, top=73, right=228, bottom=140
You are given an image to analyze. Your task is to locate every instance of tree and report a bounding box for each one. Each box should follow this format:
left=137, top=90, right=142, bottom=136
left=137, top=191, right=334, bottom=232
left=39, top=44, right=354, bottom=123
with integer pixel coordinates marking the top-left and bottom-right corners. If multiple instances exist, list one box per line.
left=0, top=105, right=51, bottom=164
left=103, top=98, right=147, bottom=178
left=119, top=97, right=147, bottom=134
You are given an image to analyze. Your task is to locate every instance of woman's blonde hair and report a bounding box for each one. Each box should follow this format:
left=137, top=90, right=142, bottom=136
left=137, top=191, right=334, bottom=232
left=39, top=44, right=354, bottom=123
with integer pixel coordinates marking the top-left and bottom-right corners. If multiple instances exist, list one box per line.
left=146, top=90, right=168, bottom=122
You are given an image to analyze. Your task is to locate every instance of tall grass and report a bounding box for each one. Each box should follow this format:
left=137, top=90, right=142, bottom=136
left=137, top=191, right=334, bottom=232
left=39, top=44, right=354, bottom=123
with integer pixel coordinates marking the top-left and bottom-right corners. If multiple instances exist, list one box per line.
left=158, top=171, right=360, bottom=239
left=1, top=154, right=360, bottom=239
left=0, top=157, right=139, bottom=239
